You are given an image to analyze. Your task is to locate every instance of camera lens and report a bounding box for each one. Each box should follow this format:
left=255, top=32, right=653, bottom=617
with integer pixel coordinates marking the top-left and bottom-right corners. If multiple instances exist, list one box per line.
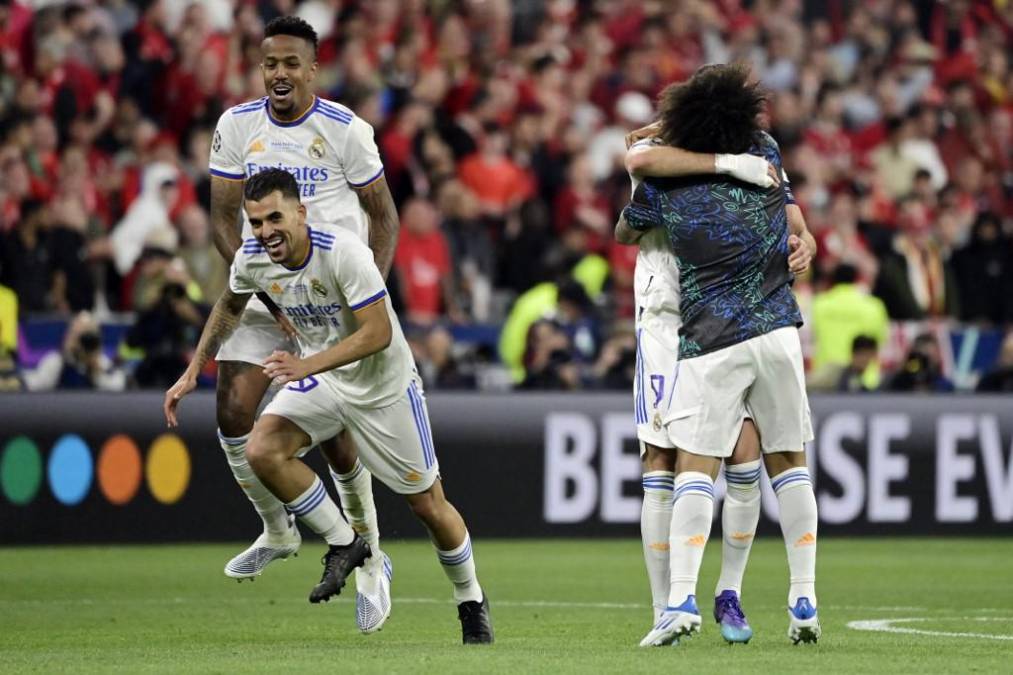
left=79, top=333, right=101, bottom=352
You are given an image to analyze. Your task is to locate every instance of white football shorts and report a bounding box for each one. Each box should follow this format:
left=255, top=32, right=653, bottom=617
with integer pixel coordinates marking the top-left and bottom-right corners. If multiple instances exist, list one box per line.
left=634, top=322, right=679, bottom=451
left=262, top=371, right=439, bottom=494
left=216, top=301, right=293, bottom=365
left=664, top=326, right=813, bottom=458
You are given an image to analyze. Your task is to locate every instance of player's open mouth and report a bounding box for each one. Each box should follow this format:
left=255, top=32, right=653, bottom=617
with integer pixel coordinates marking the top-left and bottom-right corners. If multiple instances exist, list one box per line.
left=271, top=83, right=293, bottom=100
left=263, top=235, right=285, bottom=254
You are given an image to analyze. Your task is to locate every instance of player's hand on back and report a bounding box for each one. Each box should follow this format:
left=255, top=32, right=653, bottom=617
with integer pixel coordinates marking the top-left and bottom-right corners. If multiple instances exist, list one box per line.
left=715, top=153, right=780, bottom=188
left=625, top=121, right=662, bottom=149
left=787, top=234, right=811, bottom=275
left=163, top=373, right=197, bottom=428
left=263, top=350, right=309, bottom=386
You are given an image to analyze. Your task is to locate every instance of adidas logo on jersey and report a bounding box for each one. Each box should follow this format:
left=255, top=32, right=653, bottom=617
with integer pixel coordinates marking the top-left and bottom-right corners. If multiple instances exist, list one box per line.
left=248, top=139, right=266, bottom=154
left=269, top=282, right=283, bottom=294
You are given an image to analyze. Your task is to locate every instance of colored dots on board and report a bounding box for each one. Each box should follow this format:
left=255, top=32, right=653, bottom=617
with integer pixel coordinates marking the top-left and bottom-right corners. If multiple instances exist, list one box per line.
left=146, top=434, right=191, bottom=505
left=47, top=435, right=94, bottom=506
left=0, top=433, right=192, bottom=506
left=1, top=436, right=43, bottom=505
left=97, top=435, right=143, bottom=506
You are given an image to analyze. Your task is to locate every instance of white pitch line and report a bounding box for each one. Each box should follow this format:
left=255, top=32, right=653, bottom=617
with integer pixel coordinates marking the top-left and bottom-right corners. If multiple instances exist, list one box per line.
left=394, top=597, right=646, bottom=610
left=848, top=617, right=1013, bottom=642
left=0, top=596, right=648, bottom=610
left=834, top=606, right=927, bottom=612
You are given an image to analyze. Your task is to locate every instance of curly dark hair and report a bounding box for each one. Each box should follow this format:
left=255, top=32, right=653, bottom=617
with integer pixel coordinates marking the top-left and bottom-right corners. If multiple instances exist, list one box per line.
left=656, top=63, right=765, bottom=154
left=264, top=16, right=318, bottom=57
left=245, top=168, right=300, bottom=203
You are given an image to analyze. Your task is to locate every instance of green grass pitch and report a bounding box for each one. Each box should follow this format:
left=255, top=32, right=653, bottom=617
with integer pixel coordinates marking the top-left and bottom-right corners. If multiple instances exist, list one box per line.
left=1, top=538, right=1010, bottom=673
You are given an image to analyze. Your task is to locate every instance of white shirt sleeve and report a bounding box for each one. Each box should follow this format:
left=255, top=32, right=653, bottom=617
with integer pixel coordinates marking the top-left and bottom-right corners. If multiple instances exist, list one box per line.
left=228, top=256, right=259, bottom=295
left=335, top=238, right=387, bottom=311
left=209, top=111, right=245, bottom=180
left=342, top=116, right=385, bottom=189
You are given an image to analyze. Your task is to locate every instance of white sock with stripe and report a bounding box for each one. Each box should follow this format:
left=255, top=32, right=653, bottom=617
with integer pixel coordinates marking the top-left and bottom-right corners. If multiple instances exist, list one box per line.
left=329, top=460, right=380, bottom=559
left=771, top=467, right=818, bottom=607
left=285, top=476, right=354, bottom=546
left=641, top=471, right=674, bottom=618
left=219, top=430, right=290, bottom=538
left=436, top=532, right=483, bottom=603
left=667, top=472, right=715, bottom=608
left=716, top=460, right=761, bottom=597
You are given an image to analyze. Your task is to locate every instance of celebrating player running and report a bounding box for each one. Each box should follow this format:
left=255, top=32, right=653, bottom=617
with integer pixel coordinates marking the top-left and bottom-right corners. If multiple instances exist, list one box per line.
left=165, top=169, right=493, bottom=645
left=205, top=16, right=398, bottom=633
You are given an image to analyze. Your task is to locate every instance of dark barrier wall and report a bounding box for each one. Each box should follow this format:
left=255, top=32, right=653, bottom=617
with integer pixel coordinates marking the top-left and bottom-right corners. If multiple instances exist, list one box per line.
left=1, top=393, right=1011, bottom=543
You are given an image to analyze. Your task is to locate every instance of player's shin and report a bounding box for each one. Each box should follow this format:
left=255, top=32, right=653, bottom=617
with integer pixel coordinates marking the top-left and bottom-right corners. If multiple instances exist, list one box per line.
left=219, top=430, right=290, bottom=537
left=285, top=475, right=355, bottom=546
left=715, top=459, right=761, bottom=597
left=667, top=471, right=715, bottom=608
left=771, top=466, right=818, bottom=607
left=329, top=460, right=380, bottom=558
left=436, top=531, right=483, bottom=604
left=641, top=471, right=674, bottom=619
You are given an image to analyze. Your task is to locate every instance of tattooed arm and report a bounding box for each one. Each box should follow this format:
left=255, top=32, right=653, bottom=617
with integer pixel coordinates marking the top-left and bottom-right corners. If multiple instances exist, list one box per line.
left=210, top=176, right=245, bottom=265
left=163, top=288, right=251, bottom=426
left=354, top=175, right=400, bottom=279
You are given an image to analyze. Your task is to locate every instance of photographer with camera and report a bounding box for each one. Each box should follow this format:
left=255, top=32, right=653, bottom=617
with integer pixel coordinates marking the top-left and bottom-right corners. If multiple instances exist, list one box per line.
left=125, top=257, right=208, bottom=389
left=24, top=311, right=126, bottom=391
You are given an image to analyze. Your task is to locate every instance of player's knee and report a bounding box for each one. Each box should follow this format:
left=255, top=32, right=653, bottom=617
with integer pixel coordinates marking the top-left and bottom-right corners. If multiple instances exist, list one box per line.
left=642, top=444, right=676, bottom=472
left=245, top=434, right=282, bottom=475
left=406, top=490, right=442, bottom=524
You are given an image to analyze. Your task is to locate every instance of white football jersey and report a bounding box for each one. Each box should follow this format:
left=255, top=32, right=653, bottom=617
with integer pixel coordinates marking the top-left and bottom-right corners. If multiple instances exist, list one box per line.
left=209, top=96, right=384, bottom=244
left=629, top=139, right=681, bottom=336
left=229, top=222, right=413, bottom=408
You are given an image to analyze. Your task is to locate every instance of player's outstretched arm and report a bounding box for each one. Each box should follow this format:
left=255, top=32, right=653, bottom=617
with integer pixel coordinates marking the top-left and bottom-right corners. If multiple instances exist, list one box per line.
left=263, top=298, right=393, bottom=384
left=625, top=145, right=778, bottom=188
left=786, top=204, right=817, bottom=275
left=354, top=176, right=400, bottom=279
left=163, top=288, right=251, bottom=427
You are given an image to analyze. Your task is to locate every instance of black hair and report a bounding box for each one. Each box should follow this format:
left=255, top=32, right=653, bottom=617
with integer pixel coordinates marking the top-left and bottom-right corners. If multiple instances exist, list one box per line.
left=264, top=16, right=318, bottom=57
left=244, top=168, right=301, bottom=203
left=656, top=63, right=765, bottom=154
left=885, top=116, right=906, bottom=135
left=832, top=263, right=859, bottom=286
left=852, top=335, right=877, bottom=353
left=20, top=199, right=45, bottom=223
left=531, top=54, right=557, bottom=75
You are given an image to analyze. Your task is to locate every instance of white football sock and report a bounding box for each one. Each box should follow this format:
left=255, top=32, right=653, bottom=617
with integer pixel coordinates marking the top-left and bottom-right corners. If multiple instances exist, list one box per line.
left=667, top=472, right=715, bottom=608
left=436, top=532, right=483, bottom=603
left=771, top=467, right=818, bottom=607
left=641, top=471, right=674, bottom=617
left=285, top=476, right=354, bottom=546
left=329, top=460, right=380, bottom=559
left=219, top=430, right=290, bottom=538
left=716, top=460, right=761, bottom=597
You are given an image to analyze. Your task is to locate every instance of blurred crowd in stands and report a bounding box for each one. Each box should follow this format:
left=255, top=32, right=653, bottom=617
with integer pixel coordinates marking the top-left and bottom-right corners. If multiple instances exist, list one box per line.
left=0, top=0, right=1010, bottom=393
